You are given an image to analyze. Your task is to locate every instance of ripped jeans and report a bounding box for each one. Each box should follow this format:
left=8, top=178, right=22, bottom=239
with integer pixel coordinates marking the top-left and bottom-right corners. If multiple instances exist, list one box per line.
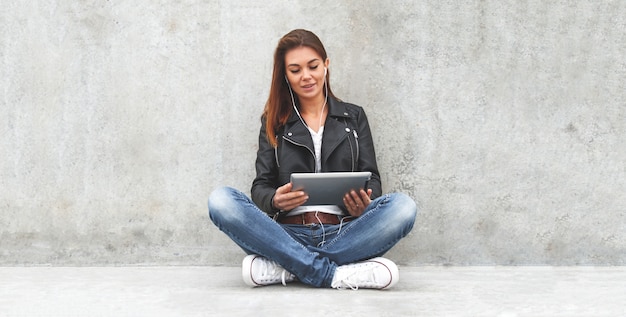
left=208, top=186, right=418, bottom=287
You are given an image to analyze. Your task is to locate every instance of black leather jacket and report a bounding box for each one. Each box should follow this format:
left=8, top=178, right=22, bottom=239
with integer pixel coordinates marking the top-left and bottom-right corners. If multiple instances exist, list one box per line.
left=251, top=97, right=382, bottom=216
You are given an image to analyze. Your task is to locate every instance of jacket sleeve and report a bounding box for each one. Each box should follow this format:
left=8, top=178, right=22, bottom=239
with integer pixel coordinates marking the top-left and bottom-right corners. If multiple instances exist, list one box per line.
left=251, top=117, right=280, bottom=215
left=355, top=108, right=383, bottom=199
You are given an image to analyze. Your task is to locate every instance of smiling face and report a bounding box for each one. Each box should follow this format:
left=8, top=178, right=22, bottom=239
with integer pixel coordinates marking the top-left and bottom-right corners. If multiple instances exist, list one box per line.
left=284, top=46, right=329, bottom=104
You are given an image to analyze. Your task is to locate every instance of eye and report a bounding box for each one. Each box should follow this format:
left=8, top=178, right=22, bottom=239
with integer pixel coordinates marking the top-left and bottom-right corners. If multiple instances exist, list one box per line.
left=310, top=65, right=319, bottom=70
left=289, top=69, right=300, bottom=74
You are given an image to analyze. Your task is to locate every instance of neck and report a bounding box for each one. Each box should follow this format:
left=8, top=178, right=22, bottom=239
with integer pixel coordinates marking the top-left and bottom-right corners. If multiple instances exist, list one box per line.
left=298, top=95, right=327, bottom=115
left=295, top=94, right=328, bottom=132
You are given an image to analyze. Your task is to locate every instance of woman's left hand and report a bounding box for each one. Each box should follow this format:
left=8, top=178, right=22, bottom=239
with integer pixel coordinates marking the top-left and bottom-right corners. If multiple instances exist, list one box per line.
left=343, top=188, right=373, bottom=217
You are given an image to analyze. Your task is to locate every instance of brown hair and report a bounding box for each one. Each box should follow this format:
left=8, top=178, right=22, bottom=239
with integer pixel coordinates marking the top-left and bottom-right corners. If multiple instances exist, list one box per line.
left=263, top=29, right=337, bottom=147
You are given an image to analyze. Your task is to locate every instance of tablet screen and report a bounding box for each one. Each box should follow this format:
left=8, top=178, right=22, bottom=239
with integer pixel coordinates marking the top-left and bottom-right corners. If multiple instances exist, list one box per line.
left=290, top=172, right=371, bottom=206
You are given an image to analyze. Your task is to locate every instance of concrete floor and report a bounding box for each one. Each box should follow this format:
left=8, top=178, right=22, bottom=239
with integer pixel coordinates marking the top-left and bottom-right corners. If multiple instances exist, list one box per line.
left=1, top=266, right=624, bottom=317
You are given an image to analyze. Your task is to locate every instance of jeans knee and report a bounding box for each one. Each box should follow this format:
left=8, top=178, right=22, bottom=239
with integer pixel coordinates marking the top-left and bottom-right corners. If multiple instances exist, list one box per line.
left=389, top=192, right=418, bottom=224
left=207, top=186, right=236, bottom=222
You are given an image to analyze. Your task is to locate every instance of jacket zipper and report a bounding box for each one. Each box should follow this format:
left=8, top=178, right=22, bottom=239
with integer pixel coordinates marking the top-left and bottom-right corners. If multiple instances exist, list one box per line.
left=281, top=130, right=358, bottom=172
left=283, top=136, right=316, bottom=170
left=353, top=130, right=359, bottom=168
left=274, top=136, right=280, bottom=168
left=347, top=132, right=355, bottom=171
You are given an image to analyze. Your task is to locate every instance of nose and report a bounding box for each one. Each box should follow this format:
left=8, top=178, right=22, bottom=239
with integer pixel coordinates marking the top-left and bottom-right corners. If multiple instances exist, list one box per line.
left=301, top=68, right=312, bottom=81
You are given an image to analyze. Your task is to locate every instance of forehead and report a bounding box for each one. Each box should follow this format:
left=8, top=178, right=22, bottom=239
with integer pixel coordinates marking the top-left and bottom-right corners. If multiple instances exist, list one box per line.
left=285, top=46, right=323, bottom=66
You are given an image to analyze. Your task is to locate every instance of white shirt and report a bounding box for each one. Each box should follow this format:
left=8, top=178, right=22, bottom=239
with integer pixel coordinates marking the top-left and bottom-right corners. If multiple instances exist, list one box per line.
left=287, top=125, right=344, bottom=216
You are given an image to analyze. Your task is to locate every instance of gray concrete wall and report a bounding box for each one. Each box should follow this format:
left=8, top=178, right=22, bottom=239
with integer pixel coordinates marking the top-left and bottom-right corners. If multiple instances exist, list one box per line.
left=1, top=1, right=624, bottom=266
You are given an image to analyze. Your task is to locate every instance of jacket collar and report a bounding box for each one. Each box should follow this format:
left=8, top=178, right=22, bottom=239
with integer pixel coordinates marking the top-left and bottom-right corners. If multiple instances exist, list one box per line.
left=286, top=97, right=349, bottom=124
left=283, top=98, right=353, bottom=166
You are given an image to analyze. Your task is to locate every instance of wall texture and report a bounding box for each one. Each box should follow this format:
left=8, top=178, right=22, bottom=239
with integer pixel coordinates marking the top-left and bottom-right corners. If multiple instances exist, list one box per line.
left=1, top=1, right=624, bottom=266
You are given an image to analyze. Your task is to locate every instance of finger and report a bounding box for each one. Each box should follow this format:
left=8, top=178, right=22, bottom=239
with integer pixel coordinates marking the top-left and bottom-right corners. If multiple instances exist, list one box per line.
left=347, top=191, right=362, bottom=213
left=350, top=190, right=364, bottom=207
left=275, top=183, right=308, bottom=207
left=276, top=182, right=293, bottom=195
left=286, top=190, right=307, bottom=201
left=343, top=194, right=356, bottom=209
left=283, top=194, right=308, bottom=210
left=279, top=194, right=307, bottom=210
left=359, top=189, right=372, bottom=205
left=283, top=182, right=308, bottom=202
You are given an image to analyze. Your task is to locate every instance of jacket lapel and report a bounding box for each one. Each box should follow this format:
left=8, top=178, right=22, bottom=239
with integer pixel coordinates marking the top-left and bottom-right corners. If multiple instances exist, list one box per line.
left=283, top=111, right=315, bottom=154
left=321, top=99, right=352, bottom=165
left=283, top=98, right=353, bottom=166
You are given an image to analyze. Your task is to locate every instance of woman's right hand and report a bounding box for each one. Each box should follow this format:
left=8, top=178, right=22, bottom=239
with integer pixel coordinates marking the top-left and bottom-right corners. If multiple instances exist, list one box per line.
left=272, top=183, right=308, bottom=211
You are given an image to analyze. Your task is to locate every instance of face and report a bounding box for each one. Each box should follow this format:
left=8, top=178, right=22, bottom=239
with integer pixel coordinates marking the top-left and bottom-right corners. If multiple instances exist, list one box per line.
left=284, top=46, right=329, bottom=103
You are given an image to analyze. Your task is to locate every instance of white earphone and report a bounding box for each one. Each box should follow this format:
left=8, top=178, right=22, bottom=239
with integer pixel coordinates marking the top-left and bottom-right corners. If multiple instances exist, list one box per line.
left=284, top=65, right=329, bottom=137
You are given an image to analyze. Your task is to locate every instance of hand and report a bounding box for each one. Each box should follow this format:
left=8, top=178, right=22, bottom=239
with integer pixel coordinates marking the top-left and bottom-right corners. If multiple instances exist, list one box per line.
left=272, top=183, right=308, bottom=211
left=343, top=188, right=372, bottom=217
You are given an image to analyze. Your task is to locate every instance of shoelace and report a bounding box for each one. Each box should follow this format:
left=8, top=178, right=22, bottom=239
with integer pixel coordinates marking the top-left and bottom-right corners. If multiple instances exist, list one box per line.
left=258, top=258, right=290, bottom=286
left=336, top=265, right=378, bottom=290
left=280, top=270, right=288, bottom=286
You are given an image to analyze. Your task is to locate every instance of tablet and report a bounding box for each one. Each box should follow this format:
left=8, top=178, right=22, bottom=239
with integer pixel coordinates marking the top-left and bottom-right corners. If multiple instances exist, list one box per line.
left=290, top=172, right=372, bottom=206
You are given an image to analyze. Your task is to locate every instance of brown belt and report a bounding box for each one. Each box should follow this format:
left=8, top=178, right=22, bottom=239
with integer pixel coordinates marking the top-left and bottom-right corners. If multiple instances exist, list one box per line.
left=278, top=212, right=352, bottom=225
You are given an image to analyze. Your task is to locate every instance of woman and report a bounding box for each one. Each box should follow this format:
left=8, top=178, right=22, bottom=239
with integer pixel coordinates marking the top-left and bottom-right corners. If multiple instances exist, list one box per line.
left=208, top=29, right=417, bottom=289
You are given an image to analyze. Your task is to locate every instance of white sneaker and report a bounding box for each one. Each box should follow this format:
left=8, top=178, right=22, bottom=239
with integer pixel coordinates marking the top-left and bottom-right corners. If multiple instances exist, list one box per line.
left=242, top=255, right=296, bottom=287
left=331, top=257, right=399, bottom=290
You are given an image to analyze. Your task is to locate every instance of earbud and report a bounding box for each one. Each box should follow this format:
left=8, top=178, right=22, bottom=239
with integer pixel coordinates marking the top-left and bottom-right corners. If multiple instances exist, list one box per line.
left=324, top=67, right=327, bottom=76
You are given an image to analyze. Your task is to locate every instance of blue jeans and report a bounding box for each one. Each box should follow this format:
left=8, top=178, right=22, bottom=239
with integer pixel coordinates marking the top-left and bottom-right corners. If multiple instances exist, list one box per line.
left=208, top=186, right=418, bottom=287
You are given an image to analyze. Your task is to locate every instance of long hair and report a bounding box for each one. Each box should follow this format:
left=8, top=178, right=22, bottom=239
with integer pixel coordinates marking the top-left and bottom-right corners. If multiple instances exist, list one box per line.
left=263, top=29, right=337, bottom=147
